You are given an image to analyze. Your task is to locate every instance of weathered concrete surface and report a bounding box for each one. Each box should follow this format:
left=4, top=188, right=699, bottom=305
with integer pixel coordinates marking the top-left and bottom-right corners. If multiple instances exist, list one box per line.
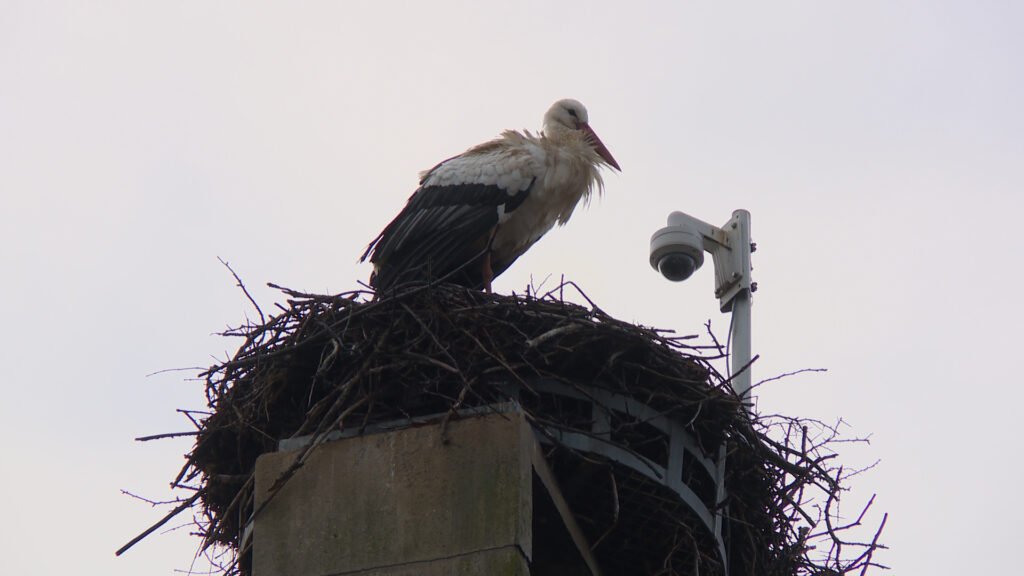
left=253, top=412, right=533, bottom=576
left=347, top=546, right=529, bottom=576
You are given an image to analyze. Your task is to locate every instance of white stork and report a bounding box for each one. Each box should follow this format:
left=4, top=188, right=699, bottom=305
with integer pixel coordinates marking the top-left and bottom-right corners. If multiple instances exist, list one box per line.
left=360, top=98, right=620, bottom=293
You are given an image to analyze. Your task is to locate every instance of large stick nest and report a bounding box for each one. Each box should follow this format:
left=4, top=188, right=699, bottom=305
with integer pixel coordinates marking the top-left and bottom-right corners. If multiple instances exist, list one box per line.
left=138, top=281, right=886, bottom=575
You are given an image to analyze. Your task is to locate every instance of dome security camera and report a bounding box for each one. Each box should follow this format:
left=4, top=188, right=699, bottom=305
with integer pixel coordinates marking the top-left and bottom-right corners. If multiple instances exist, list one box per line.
left=656, top=250, right=702, bottom=282
left=649, top=216, right=705, bottom=282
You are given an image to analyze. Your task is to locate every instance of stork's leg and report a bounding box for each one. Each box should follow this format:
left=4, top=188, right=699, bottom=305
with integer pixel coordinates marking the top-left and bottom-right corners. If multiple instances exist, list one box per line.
left=481, top=251, right=494, bottom=293
left=481, top=225, right=498, bottom=293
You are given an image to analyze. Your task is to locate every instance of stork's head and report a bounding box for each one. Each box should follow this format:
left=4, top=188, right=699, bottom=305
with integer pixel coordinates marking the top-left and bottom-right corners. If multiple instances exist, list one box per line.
left=544, top=99, right=621, bottom=171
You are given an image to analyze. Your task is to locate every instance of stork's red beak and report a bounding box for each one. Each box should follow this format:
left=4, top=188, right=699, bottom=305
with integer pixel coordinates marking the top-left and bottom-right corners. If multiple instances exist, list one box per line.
left=581, top=123, right=621, bottom=171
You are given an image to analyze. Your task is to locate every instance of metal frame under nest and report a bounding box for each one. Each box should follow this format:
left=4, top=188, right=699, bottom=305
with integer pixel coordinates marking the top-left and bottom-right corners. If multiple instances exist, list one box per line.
left=272, top=380, right=731, bottom=576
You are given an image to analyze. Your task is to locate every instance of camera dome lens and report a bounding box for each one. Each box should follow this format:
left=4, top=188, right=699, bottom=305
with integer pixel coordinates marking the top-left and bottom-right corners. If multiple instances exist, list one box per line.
left=658, top=253, right=697, bottom=282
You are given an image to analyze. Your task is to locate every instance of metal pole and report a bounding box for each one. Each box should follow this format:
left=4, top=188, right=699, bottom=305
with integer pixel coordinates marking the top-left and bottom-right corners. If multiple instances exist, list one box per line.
left=730, top=289, right=752, bottom=405
left=727, top=208, right=753, bottom=407
left=719, top=210, right=751, bottom=575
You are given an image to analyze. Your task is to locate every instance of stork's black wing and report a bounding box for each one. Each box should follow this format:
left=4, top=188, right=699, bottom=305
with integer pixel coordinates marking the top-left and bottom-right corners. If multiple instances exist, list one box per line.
left=362, top=179, right=533, bottom=291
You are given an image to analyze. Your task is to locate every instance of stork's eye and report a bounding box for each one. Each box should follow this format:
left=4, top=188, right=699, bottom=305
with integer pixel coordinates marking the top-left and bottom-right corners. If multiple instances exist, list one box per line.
left=567, top=109, right=578, bottom=118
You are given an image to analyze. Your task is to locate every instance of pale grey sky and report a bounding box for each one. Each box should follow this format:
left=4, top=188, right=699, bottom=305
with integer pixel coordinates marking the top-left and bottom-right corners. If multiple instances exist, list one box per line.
left=2, top=1, right=1021, bottom=574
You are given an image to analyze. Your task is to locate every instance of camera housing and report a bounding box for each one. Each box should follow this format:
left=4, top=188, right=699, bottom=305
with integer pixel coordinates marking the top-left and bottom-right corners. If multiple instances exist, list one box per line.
left=649, top=216, right=705, bottom=282
left=650, top=209, right=753, bottom=313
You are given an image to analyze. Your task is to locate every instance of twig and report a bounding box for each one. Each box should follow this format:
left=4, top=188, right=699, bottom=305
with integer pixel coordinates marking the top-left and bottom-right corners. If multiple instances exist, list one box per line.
left=116, top=491, right=202, bottom=557
left=753, top=367, right=829, bottom=389
left=218, top=257, right=265, bottom=326
left=119, top=490, right=190, bottom=507
left=525, top=323, right=583, bottom=348
left=135, top=431, right=199, bottom=442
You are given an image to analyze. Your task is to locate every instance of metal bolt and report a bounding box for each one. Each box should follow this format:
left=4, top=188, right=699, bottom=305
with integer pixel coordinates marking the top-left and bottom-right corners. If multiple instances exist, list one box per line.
left=750, top=242, right=757, bottom=253
left=750, top=282, right=759, bottom=293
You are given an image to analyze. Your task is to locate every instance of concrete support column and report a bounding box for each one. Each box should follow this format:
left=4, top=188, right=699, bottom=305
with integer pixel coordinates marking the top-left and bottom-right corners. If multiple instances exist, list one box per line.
left=253, top=413, right=534, bottom=576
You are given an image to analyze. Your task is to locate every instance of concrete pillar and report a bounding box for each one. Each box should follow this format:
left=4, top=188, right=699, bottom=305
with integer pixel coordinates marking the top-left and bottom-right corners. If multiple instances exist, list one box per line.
left=253, top=412, right=534, bottom=576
